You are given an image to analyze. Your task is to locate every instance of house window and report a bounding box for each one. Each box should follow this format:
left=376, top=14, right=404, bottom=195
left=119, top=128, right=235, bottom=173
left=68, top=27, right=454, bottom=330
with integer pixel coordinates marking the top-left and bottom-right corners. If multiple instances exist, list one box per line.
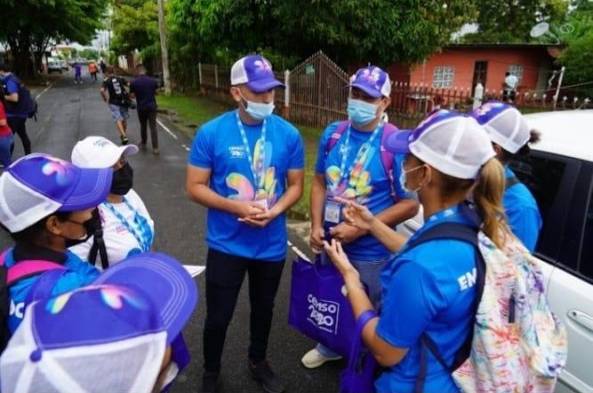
left=508, top=64, right=524, bottom=82
left=432, top=66, right=455, bottom=88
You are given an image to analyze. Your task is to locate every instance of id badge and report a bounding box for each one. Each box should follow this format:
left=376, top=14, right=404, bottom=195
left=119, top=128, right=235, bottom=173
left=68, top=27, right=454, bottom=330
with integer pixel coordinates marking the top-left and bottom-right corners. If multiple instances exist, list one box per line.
left=254, top=198, right=269, bottom=210
left=324, top=200, right=341, bottom=224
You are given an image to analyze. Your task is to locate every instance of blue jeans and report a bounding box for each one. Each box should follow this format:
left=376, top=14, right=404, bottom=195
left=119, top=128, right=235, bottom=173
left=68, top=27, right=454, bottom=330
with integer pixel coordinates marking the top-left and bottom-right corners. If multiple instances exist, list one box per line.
left=0, top=134, right=14, bottom=167
left=316, top=257, right=388, bottom=358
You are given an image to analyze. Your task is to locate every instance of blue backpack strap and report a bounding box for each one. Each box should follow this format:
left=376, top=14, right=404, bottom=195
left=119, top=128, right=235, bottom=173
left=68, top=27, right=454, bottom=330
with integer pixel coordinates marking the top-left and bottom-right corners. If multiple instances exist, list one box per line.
left=25, top=269, right=67, bottom=305
left=409, top=220, right=486, bottom=393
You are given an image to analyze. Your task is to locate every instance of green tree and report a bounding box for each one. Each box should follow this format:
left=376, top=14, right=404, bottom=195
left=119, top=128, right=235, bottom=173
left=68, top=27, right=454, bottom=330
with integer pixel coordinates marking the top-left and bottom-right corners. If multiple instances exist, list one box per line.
left=110, top=0, right=160, bottom=68
left=0, top=0, right=108, bottom=77
left=167, top=0, right=478, bottom=70
left=463, top=0, right=567, bottom=43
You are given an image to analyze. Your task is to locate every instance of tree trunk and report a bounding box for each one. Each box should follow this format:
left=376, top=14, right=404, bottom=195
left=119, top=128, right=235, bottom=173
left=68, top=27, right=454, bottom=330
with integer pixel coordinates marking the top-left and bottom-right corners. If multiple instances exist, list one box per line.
left=157, top=0, right=171, bottom=95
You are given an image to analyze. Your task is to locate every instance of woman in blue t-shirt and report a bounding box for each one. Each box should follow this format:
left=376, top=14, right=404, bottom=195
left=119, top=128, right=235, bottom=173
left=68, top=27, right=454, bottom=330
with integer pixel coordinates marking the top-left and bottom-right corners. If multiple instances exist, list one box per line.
left=471, top=102, right=542, bottom=252
left=324, top=111, right=512, bottom=393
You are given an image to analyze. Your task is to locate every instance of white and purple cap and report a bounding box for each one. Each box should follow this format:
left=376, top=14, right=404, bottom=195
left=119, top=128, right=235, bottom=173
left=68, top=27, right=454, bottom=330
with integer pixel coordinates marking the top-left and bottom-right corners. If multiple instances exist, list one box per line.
left=471, top=101, right=531, bottom=154
left=0, top=154, right=113, bottom=233
left=0, top=252, right=198, bottom=393
left=349, top=66, right=391, bottom=98
left=386, top=110, right=495, bottom=179
left=230, top=55, right=284, bottom=93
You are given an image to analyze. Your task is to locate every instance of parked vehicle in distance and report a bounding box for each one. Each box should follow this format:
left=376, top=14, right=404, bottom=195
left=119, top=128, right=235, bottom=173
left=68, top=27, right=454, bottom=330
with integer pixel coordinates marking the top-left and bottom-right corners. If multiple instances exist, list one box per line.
left=47, top=59, right=63, bottom=74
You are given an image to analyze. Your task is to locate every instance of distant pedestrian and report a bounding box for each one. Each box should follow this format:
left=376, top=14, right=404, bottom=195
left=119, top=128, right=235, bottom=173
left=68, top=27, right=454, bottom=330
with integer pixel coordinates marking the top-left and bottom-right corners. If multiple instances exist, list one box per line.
left=0, top=64, right=32, bottom=155
left=88, top=61, right=98, bottom=82
left=503, top=72, right=518, bottom=103
left=0, top=85, right=14, bottom=167
left=130, top=64, right=159, bottom=154
left=74, top=62, right=83, bottom=84
left=99, top=59, right=107, bottom=74
left=101, top=66, right=131, bottom=145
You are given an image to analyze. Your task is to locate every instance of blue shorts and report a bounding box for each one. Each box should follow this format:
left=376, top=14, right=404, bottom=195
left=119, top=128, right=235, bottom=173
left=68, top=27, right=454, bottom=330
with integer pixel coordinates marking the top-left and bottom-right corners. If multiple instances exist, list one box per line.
left=109, top=104, right=129, bottom=122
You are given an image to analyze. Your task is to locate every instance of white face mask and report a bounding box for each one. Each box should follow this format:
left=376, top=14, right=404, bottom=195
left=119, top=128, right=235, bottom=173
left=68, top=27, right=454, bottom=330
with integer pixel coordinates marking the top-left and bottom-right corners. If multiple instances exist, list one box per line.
left=399, top=162, right=426, bottom=196
left=239, top=92, right=275, bottom=121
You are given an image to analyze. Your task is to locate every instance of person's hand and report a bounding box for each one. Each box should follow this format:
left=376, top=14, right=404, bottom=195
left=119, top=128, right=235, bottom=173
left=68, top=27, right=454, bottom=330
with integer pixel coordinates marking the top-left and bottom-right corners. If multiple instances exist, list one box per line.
left=329, top=222, right=365, bottom=244
left=334, top=197, right=376, bottom=232
left=310, top=225, right=325, bottom=253
left=323, top=239, right=359, bottom=281
left=233, top=200, right=266, bottom=220
left=238, top=205, right=280, bottom=228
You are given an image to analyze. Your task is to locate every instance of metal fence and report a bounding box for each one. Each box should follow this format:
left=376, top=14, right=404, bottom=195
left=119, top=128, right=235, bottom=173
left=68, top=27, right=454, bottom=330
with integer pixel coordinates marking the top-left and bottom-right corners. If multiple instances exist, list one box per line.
left=197, top=51, right=592, bottom=130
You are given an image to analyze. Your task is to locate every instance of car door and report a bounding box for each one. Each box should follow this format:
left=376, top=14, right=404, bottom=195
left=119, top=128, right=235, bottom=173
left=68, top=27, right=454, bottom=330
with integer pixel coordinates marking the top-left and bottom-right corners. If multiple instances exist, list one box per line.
left=512, top=152, right=593, bottom=393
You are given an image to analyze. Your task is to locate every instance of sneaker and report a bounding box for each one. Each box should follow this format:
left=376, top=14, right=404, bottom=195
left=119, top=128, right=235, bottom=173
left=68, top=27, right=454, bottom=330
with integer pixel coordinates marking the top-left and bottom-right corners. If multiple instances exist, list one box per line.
left=152, top=148, right=160, bottom=155
left=200, top=371, right=219, bottom=393
left=120, top=135, right=129, bottom=145
left=248, top=360, right=285, bottom=393
left=301, top=348, right=342, bottom=369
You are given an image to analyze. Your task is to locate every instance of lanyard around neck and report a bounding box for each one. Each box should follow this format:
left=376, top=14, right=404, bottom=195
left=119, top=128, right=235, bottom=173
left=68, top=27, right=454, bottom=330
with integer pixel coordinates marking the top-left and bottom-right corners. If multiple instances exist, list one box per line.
left=337, top=124, right=382, bottom=188
left=235, top=110, right=267, bottom=190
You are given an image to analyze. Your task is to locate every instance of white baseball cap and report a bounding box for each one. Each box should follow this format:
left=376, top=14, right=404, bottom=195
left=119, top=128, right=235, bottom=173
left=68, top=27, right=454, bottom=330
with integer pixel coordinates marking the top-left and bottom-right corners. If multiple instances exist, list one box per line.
left=471, top=101, right=531, bottom=154
left=71, top=136, right=139, bottom=168
left=386, top=110, right=495, bottom=179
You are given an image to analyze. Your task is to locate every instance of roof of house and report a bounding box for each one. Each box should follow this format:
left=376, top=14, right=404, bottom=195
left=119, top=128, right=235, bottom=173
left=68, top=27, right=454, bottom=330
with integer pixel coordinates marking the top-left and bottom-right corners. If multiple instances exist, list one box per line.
left=446, top=43, right=564, bottom=50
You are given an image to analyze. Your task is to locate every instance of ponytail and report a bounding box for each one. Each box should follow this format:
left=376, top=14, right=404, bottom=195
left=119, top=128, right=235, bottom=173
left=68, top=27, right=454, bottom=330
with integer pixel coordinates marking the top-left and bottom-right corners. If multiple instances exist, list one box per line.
left=473, top=158, right=510, bottom=248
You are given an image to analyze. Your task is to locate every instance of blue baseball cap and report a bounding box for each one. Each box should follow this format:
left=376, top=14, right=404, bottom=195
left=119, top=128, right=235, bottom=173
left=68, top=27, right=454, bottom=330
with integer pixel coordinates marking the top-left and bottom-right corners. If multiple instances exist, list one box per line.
left=0, top=153, right=113, bottom=233
left=0, top=252, right=198, bottom=393
left=230, top=55, right=284, bottom=93
left=386, top=110, right=495, bottom=179
left=349, top=66, right=392, bottom=98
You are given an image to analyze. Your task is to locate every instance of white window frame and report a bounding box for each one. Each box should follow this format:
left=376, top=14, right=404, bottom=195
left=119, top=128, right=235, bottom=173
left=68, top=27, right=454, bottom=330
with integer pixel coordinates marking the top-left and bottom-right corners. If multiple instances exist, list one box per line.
left=507, top=64, right=524, bottom=82
left=432, top=66, right=455, bottom=88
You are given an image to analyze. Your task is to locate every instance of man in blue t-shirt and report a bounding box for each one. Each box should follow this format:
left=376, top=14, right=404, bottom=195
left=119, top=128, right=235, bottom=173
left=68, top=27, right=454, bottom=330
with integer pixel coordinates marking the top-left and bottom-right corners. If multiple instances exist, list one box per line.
left=0, top=64, right=32, bottom=154
left=186, top=55, right=304, bottom=393
left=302, top=65, right=419, bottom=368
left=130, top=64, right=159, bottom=154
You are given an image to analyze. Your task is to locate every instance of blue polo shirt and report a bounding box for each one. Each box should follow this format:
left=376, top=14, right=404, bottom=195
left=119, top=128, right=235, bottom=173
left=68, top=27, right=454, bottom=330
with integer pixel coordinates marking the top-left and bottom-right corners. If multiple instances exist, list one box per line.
left=375, top=204, right=478, bottom=393
left=130, top=75, right=158, bottom=111
left=315, top=121, right=408, bottom=262
left=1, top=74, right=27, bottom=118
left=189, top=111, right=304, bottom=262
left=504, top=167, right=542, bottom=252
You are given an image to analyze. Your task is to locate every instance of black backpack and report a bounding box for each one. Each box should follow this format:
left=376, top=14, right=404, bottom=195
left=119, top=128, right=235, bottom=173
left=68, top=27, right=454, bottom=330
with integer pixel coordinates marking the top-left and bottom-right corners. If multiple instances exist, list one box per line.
left=1, top=76, right=38, bottom=121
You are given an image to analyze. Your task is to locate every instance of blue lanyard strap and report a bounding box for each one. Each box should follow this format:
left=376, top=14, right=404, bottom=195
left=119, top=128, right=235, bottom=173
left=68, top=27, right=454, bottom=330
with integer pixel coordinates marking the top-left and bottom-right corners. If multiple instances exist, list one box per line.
left=235, top=110, right=267, bottom=190
left=337, top=124, right=382, bottom=188
left=103, top=198, right=153, bottom=252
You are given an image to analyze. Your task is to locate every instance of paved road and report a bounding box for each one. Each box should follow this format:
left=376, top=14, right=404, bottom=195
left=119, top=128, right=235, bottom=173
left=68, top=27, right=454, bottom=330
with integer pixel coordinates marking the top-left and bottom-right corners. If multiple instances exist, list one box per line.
left=0, top=75, right=342, bottom=393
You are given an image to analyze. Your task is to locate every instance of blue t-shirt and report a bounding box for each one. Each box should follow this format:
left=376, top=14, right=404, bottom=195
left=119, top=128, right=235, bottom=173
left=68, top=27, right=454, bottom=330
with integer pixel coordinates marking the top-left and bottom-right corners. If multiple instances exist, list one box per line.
left=130, top=75, right=158, bottom=111
left=5, top=248, right=100, bottom=333
left=189, top=111, right=305, bottom=261
left=1, top=74, right=27, bottom=118
left=315, top=121, right=408, bottom=262
left=375, top=204, right=479, bottom=393
left=504, top=167, right=542, bottom=252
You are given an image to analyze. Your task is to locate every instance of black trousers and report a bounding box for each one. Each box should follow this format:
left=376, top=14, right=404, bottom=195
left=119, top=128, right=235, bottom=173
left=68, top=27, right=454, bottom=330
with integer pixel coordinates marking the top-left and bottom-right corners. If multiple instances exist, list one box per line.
left=137, top=108, right=158, bottom=149
left=7, top=117, right=31, bottom=155
left=203, top=248, right=285, bottom=374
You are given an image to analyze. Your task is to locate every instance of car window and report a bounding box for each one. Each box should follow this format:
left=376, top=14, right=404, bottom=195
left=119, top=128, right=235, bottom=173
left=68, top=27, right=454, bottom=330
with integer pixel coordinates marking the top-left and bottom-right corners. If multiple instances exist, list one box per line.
left=578, top=173, right=593, bottom=282
left=510, top=152, right=583, bottom=270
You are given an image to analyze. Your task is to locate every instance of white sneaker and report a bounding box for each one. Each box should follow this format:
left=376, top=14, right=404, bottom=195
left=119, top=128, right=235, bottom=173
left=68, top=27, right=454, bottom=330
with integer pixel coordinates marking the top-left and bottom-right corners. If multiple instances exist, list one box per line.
left=301, top=348, right=342, bottom=369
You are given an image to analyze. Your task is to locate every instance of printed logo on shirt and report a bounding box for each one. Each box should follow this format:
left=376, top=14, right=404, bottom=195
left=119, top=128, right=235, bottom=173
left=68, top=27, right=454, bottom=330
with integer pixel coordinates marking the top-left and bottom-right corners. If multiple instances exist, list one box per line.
left=306, top=294, right=340, bottom=334
left=458, top=267, right=478, bottom=291
left=229, top=146, right=246, bottom=159
left=9, top=299, right=24, bottom=320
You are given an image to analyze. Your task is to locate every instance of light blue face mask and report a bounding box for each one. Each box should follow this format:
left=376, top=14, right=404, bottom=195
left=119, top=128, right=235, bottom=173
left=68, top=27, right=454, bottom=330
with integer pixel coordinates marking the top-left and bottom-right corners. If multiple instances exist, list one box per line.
left=399, top=162, right=426, bottom=197
left=347, top=98, right=379, bottom=126
left=241, top=93, right=275, bottom=121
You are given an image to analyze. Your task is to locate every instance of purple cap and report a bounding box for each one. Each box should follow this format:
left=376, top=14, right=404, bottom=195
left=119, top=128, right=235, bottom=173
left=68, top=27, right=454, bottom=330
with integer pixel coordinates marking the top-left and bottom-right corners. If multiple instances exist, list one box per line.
left=93, top=252, right=198, bottom=343
left=349, top=66, right=392, bottom=98
left=470, top=101, right=511, bottom=125
left=0, top=154, right=113, bottom=233
left=230, top=55, right=284, bottom=93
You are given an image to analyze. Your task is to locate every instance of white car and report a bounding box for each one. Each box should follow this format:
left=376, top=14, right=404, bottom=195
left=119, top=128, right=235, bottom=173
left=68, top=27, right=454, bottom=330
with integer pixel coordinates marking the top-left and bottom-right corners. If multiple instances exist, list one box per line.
left=396, top=110, right=593, bottom=393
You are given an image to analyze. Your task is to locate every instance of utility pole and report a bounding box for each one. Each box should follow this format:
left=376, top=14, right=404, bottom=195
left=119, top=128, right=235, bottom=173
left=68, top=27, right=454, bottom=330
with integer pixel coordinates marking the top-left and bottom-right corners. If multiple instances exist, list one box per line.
left=157, top=0, right=171, bottom=95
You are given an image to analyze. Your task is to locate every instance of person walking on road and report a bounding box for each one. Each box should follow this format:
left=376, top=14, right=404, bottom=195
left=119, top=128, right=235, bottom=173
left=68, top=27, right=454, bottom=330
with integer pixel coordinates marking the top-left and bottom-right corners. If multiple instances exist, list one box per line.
left=130, top=64, right=160, bottom=155
left=99, top=59, right=107, bottom=75
left=74, top=61, right=83, bottom=84
left=0, top=64, right=32, bottom=155
left=186, top=54, right=305, bottom=393
left=0, top=85, right=14, bottom=167
left=101, top=66, right=131, bottom=145
left=69, top=136, right=154, bottom=270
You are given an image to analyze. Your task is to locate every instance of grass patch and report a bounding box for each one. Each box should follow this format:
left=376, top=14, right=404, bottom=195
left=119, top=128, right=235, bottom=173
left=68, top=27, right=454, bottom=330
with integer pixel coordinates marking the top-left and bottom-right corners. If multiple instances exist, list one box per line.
left=159, top=93, right=321, bottom=220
